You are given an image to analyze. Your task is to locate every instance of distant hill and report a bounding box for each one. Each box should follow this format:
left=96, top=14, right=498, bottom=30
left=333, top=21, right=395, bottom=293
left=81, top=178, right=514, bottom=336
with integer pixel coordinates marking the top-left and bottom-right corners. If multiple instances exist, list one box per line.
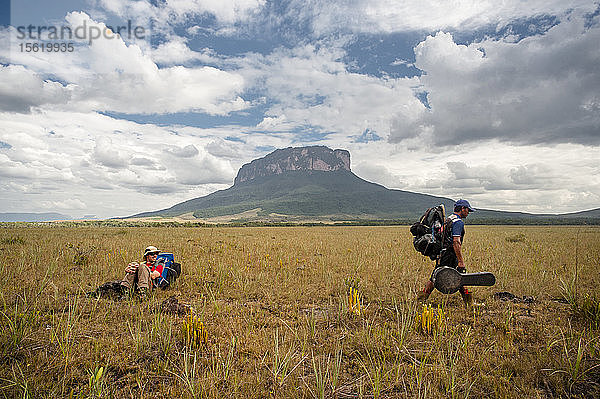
left=0, top=212, right=72, bottom=222
left=129, top=146, right=600, bottom=224
left=467, top=208, right=600, bottom=224
left=560, top=208, right=600, bottom=218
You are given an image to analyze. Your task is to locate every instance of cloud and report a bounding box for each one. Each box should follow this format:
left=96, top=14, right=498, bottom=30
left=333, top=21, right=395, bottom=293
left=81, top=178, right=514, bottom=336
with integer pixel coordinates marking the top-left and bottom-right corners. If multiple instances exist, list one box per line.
left=162, top=0, right=266, bottom=24
left=171, top=154, right=234, bottom=185
left=0, top=65, right=72, bottom=112
left=509, top=164, right=555, bottom=186
left=302, top=0, right=596, bottom=35
left=354, top=128, right=382, bottom=143
left=205, top=139, right=245, bottom=159
left=130, top=157, right=160, bottom=167
left=1, top=13, right=249, bottom=115
left=45, top=198, right=87, bottom=210
left=353, top=161, right=407, bottom=189
left=429, top=145, right=600, bottom=212
left=151, top=37, right=219, bottom=65
left=94, top=0, right=594, bottom=41
left=163, top=144, right=200, bottom=158
left=390, top=14, right=600, bottom=146
left=444, top=161, right=564, bottom=191
left=94, top=136, right=130, bottom=168
left=240, top=43, right=425, bottom=137
left=0, top=123, right=79, bottom=183
left=97, top=0, right=266, bottom=27
left=1, top=110, right=598, bottom=217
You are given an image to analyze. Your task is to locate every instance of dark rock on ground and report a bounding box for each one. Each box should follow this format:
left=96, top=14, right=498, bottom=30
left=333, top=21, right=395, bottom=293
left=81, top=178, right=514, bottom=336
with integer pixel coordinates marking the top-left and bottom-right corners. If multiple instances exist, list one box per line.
left=494, top=291, right=535, bottom=303
left=87, top=280, right=124, bottom=300
left=160, top=296, right=191, bottom=316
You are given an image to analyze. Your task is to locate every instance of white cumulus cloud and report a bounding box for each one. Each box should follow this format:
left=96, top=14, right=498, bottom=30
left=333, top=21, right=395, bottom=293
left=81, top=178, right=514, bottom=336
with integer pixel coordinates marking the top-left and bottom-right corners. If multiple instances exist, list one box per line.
left=1, top=13, right=249, bottom=115
left=240, top=43, right=425, bottom=138
left=0, top=65, right=72, bottom=113
left=390, top=14, right=600, bottom=147
left=305, top=0, right=596, bottom=34
left=96, top=0, right=266, bottom=27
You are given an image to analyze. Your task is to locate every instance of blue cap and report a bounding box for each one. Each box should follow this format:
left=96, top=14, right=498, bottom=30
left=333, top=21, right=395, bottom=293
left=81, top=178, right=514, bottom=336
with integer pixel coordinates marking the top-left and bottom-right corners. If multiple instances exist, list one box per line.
left=455, top=199, right=475, bottom=212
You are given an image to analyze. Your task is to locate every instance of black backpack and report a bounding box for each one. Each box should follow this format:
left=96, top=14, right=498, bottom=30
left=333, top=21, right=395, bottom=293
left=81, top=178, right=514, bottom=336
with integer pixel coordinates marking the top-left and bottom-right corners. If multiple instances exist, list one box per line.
left=410, top=204, right=446, bottom=260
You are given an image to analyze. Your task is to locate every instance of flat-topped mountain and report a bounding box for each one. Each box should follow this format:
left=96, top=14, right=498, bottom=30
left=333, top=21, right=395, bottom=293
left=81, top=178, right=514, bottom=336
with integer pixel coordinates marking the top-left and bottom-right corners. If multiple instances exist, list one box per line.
left=235, top=146, right=350, bottom=184
left=129, top=146, right=599, bottom=223
left=130, top=145, right=454, bottom=221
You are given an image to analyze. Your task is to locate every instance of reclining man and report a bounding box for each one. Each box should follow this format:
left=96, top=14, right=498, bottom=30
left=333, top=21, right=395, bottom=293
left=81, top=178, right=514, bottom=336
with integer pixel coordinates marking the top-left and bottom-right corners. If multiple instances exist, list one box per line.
left=120, top=245, right=164, bottom=300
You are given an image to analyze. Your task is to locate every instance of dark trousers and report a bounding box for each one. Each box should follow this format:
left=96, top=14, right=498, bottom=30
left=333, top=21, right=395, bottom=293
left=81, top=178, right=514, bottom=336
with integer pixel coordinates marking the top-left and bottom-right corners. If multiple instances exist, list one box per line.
left=440, top=249, right=460, bottom=270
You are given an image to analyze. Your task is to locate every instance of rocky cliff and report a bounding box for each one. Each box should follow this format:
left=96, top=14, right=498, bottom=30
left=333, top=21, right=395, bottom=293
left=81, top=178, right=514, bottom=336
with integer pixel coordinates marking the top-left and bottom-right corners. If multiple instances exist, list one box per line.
left=234, top=146, right=351, bottom=184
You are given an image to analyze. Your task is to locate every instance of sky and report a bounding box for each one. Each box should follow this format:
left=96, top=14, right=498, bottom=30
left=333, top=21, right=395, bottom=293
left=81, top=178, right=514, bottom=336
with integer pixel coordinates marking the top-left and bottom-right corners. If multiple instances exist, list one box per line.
left=0, top=0, right=599, bottom=219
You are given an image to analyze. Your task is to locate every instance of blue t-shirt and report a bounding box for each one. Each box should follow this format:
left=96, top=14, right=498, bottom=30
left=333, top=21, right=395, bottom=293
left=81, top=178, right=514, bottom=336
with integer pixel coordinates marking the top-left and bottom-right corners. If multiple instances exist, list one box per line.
left=443, top=213, right=465, bottom=249
left=452, top=215, right=464, bottom=238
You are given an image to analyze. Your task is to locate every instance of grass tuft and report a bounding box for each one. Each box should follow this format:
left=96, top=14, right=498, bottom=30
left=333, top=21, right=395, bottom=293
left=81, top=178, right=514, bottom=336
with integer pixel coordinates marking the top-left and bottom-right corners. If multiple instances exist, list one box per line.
left=0, top=236, right=26, bottom=245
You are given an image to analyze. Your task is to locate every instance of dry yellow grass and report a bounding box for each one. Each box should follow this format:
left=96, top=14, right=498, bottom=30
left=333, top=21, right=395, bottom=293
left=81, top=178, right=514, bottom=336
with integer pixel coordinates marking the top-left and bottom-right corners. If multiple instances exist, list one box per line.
left=0, top=225, right=599, bottom=398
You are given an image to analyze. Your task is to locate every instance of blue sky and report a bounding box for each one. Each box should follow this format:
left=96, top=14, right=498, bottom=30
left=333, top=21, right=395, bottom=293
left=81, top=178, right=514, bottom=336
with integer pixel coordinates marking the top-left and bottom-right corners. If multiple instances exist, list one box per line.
left=0, top=0, right=599, bottom=218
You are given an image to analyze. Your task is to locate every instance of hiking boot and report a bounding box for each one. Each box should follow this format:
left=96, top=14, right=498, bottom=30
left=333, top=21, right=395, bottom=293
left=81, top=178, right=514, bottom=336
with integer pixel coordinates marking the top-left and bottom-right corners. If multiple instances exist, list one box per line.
left=417, top=281, right=434, bottom=302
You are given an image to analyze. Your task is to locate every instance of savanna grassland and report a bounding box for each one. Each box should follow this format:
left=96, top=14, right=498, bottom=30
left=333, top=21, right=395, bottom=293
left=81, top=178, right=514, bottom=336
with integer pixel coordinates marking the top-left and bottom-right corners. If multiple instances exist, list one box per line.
left=1, top=225, right=599, bottom=398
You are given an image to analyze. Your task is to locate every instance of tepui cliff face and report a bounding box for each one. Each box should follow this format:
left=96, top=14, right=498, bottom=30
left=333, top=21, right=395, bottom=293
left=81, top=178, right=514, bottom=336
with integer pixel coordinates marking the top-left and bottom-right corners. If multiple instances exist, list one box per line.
left=234, top=146, right=351, bottom=184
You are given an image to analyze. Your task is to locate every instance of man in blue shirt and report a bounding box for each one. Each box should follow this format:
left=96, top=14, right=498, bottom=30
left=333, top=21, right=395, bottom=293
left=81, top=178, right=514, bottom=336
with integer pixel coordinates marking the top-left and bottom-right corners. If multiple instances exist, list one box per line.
left=417, top=199, right=475, bottom=305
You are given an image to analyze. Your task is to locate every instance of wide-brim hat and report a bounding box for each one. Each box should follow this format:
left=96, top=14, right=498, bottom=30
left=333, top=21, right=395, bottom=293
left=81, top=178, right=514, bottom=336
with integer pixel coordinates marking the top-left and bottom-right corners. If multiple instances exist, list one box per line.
left=144, top=245, right=160, bottom=257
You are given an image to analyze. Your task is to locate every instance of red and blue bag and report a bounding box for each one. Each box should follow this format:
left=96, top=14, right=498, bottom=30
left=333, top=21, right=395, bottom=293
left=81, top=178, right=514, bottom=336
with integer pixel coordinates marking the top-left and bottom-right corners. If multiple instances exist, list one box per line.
left=153, top=253, right=182, bottom=289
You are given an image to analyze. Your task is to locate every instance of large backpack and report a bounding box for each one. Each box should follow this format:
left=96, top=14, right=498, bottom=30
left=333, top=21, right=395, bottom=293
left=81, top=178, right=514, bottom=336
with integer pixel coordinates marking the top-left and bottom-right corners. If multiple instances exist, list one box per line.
left=154, top=253, right=182, bottom=289
left=410, top=204, right=446, bottom=260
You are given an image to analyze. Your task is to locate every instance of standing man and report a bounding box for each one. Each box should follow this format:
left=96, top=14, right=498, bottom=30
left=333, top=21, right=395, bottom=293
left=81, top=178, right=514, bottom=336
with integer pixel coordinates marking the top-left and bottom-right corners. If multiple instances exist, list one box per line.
left=417, top=199, right=476, bottom=305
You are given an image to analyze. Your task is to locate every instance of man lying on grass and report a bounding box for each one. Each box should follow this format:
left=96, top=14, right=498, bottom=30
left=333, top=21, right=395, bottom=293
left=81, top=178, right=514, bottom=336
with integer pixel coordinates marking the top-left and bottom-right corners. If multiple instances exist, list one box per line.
left=88, top=245, right=181, bottom=300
